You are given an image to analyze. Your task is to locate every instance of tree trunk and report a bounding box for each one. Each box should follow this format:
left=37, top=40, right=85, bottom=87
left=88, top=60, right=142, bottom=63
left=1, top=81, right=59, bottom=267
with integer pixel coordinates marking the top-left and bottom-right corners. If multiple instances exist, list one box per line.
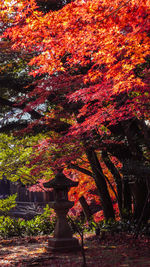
left=102, top=151, right=123, bottom=216
left=86, top=149, right=115, bottom=220
left=122, top=177, right=132, bottom=219
left=131, top=179, right=149, bottom=222
left=79, top=196, right=92, bottom=221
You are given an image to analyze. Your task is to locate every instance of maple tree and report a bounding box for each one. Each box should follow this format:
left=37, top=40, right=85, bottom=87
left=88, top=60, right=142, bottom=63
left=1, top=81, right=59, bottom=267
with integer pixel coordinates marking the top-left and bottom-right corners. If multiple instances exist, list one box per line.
left=0, top=0, right=150, bottom=221
left=0, top=0, right=63, bottom=131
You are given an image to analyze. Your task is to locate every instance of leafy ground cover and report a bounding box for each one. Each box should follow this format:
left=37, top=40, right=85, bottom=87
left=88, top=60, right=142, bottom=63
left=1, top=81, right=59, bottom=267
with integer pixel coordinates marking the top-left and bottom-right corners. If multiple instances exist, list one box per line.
left=0, top=233, right=149, bottom=266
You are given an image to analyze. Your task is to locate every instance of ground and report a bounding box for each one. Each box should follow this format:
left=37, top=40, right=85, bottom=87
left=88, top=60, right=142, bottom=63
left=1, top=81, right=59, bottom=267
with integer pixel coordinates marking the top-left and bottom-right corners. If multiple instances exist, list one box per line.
left=0, top=233, right=149, bottom=266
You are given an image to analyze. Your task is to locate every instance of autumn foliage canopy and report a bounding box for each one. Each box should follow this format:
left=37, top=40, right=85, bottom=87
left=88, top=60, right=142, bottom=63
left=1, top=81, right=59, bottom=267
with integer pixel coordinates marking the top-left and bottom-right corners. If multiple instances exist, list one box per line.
left=1, top=0, right=149, bottom=128
left=0, top=0, right=150, bottom=220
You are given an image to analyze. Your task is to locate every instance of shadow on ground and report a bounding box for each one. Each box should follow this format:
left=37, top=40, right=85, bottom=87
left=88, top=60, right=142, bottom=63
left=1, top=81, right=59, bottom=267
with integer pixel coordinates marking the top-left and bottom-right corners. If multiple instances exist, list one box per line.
left=0, top=233, right=149, bottom=266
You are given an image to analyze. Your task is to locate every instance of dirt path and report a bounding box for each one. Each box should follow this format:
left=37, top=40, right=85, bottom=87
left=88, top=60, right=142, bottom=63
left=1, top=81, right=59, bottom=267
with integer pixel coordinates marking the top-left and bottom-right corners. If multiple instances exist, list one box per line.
left=0, top=233, right=149, bottom=266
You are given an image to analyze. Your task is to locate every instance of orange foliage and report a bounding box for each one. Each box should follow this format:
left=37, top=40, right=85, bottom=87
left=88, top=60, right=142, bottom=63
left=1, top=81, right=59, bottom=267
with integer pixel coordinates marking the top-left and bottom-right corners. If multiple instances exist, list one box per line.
left=1, top=0, right=149, bottom=129
left=1, top=0, right=149, bottom=220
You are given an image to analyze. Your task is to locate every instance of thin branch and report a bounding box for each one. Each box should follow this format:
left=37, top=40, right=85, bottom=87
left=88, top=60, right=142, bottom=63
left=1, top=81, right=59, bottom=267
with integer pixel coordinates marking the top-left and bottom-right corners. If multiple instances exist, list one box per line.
left=19, top=174, right=48, bottom=193
left=98, top=0, right=130, bottom=23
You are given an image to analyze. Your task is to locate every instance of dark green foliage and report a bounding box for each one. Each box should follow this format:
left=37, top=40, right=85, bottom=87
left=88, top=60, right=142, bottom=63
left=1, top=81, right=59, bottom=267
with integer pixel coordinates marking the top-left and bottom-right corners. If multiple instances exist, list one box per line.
left=69, top=215, right=150, bottom=237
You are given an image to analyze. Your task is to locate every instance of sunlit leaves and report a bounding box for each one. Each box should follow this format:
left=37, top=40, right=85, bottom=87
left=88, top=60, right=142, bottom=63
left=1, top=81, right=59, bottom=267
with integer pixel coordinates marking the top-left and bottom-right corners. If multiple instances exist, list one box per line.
left=1, top=0, right=150, bottom=220
left=0, top=133, right=47, bottom=184
left=0, top=194, right=17, bottom=215
left=2, top=0, right=149, bottom=129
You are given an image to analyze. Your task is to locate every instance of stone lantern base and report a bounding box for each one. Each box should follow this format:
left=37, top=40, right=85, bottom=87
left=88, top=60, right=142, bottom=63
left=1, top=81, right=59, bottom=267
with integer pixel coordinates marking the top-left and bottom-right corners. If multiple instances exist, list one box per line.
left=48, top=237, right=80, bottom=252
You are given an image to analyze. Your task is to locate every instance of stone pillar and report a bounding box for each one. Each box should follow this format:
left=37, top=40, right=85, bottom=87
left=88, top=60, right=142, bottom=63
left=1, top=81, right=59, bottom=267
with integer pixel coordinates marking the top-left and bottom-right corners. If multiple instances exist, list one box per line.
left=48, top=201, right=80, bottom=252
left=43, top=170, right=80, bottom=252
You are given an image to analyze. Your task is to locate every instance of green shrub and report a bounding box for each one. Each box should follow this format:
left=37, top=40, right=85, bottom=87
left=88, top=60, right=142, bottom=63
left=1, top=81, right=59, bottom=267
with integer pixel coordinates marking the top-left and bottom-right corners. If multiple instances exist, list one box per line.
left=0, top=205, right=56, bottom=238
left=0, top=216, right=24, bottom=238
left=0, top=194, right=17, bottom=215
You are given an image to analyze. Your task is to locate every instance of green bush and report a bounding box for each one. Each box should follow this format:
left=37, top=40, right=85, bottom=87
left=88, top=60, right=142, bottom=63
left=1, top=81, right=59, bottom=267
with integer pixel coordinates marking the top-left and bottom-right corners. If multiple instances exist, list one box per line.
left=0, top=205, right=56, bottom=238
left=0, top=194, right=17, bottom=215
left=0, top=216, right=16, bottom=237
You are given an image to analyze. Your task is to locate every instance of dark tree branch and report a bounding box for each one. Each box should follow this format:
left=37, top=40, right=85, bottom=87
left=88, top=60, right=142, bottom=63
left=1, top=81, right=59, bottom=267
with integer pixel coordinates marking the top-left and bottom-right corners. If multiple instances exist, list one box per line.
left=102, top=143, right=133, bottom=161
left=68, top=163, right=94, bottom=177
left=0, top=76, right=32, bottom=93
left=0, top=96, right=42, bottom=120
left=0, top=119, right=71, bottom=134
left=0, top=97, right=16, bottom=107
left=102, top=150, right=122, bottom=213
left=0, top=122, right=28, bottom=133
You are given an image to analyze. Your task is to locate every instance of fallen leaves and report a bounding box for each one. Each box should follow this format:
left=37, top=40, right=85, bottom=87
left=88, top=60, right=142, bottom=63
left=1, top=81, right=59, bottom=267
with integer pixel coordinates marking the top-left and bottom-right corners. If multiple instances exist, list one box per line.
left=0, top=233, right=149, bottom=266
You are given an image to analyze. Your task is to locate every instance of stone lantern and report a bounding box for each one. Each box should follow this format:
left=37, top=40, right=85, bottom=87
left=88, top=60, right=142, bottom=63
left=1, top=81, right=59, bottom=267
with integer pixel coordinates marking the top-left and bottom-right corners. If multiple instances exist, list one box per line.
left=43, top=169, right=80, bottom=252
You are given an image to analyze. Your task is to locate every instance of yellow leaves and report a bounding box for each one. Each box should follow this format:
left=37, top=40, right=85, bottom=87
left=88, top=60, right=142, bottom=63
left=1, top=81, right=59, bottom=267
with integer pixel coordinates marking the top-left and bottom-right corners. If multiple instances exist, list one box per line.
left=88, top=4, right=96, bottom=13
left=87, top=70, right=103, bottom=83
left=122, top=64, right=133, bottom=72
left=135, top=78, right=145, bottom=86
left=63, top=21, right=68, bottom=27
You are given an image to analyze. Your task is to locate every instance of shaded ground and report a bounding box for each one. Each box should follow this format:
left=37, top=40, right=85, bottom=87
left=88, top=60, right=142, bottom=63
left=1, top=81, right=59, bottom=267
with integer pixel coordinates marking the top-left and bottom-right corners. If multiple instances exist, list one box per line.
left=0, top=233, right=149, bottom=266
